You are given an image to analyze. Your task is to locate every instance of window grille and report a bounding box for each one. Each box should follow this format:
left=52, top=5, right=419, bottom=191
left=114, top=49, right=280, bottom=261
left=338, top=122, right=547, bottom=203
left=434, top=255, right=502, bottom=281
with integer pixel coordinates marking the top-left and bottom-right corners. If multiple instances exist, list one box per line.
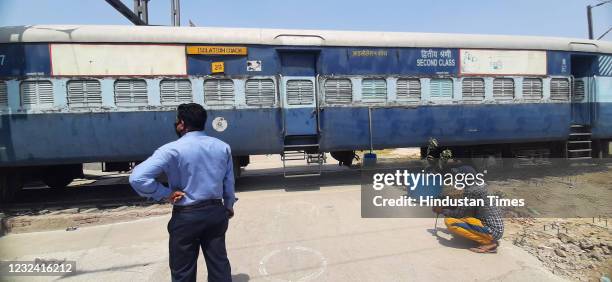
left=114, top=80, right=148, bottom=107
left=160, top=79, right=192, bottom=105
left=204, top=79, right=235, bottom=105
left=324, top=78, right=352, bottom=104
left=286, top=80, right=314, bottom=105
left=493, top=78, right=514, bottom=101
left=396, top=78, right=421, bottom=102
left=67, top=80, right=102, bottom=107
left=245, top=79, right=276, bottom=106
left=21, top=80, right=53, bottom=107
left=361, top=79, right=387, bottom=102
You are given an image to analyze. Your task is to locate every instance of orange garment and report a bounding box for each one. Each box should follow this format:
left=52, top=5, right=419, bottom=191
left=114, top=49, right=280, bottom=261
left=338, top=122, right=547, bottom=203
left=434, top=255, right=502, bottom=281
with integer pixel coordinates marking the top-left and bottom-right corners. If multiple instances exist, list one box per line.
left=444, top=217, right=494, bottom=245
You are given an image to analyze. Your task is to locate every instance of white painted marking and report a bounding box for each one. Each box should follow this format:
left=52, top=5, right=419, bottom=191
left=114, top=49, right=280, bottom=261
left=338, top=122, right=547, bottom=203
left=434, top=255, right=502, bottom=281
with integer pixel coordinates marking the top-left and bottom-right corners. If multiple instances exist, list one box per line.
left=258, top=246, right=327, bottom=282
left=212, top=116, right=228, bottom=132
left=50, top=44, right=186, bottom=76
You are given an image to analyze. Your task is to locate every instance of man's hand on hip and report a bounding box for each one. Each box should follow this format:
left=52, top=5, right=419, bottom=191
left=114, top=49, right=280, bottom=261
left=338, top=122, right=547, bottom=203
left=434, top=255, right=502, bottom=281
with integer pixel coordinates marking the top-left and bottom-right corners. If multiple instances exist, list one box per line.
left=169, top=191, right=185, bottom=204
left=226, top=208, right=234, bottom=219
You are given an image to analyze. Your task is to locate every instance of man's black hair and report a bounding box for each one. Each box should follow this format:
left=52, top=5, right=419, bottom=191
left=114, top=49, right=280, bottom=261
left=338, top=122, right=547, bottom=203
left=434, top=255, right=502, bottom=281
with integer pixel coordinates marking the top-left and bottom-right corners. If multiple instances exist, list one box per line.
left=177, top=103, right=207, bottom=131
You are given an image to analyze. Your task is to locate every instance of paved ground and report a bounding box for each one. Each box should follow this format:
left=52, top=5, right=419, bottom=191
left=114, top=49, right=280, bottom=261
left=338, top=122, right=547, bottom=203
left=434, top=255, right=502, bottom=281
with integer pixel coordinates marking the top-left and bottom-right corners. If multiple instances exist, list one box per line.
left=0, top=155, right=564, bottom=281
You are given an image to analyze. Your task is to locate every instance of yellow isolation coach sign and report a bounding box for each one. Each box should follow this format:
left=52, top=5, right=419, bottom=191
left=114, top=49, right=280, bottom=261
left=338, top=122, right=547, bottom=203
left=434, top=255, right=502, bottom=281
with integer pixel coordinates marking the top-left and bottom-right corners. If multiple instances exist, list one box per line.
left=186, top=46, right=247, bottom=55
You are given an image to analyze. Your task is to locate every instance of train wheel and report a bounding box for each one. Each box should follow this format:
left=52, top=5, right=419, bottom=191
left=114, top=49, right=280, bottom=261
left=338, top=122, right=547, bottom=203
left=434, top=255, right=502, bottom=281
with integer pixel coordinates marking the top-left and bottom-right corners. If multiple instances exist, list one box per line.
left=330, top=151, right=357, bottom=167
left=0, top=172, right=23, bottom=203
left=41, top=164, right=82, bottom=189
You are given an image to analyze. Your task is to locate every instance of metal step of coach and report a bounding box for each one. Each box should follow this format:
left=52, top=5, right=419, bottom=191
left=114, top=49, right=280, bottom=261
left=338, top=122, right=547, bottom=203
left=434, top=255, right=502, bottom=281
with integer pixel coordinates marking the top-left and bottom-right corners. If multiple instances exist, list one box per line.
left=281, top=136, right=326, bottom=178
left=566, top=125, right=593, bottom=160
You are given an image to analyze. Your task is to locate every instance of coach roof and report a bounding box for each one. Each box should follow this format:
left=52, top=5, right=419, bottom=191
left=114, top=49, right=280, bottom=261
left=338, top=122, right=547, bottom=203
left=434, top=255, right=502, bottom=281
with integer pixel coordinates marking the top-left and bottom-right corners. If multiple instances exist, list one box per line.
left=1, top=25, right=611, bottom=53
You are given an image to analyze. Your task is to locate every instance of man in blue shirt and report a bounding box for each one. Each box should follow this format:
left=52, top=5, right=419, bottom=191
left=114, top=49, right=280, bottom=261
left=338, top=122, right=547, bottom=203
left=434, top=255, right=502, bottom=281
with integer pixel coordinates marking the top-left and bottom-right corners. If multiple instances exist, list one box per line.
left=129, top=103, right=235, bottom=282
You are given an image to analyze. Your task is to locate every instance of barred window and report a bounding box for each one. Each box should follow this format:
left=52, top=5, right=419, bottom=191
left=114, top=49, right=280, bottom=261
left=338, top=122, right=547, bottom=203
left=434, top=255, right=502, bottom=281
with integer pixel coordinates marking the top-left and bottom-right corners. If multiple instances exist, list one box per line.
left=160, top=79, right=192, bottom=105
left=245, top=79, right=276, bottom=106
left=67, top=80, right=102, bottom=107
left=573, top=80, right=585, bottom=101
left=324, top=79, right=352, bottom=104
left=286, top=80, right=314, bottom=105
left=20, top=80, right=53, bottom=107
left=462, top=78, right=485, bottom=102
left=550, top=78, right=570, bottom=101
left=361, top=79, right=387, bottom=102
left=204, top=79, right=234, bottom=106
left=114, top=80, right=148, bottom=107
left=493, top=78, right=515, bottom=101
left=430, top=78, right=453, bottom=99
left=0, top=81, right=7, bottom=106
left=396, top=78, right=421, bottom=102
left=522, top=78, right=543, bottom=101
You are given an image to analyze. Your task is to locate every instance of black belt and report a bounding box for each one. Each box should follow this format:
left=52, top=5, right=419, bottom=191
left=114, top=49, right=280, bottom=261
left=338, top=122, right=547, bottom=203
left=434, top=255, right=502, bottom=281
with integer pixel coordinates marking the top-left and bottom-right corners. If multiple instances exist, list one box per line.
left=172, top=199, right=223, bottom=212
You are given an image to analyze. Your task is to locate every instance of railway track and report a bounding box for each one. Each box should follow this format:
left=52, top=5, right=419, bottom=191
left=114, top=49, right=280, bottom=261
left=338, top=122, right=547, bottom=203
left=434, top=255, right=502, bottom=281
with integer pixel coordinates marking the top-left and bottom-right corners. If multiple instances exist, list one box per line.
left=0, top=181, right=153, bottom=216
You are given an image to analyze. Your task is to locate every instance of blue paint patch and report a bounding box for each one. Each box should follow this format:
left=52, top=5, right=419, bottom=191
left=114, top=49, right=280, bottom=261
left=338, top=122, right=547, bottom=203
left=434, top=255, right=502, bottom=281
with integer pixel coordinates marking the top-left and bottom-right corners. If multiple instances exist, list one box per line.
left=0, top=43, right=50, bottom=77
left=572, top=102, right=592, bottom=125
left=319, top=104, right=571, bottom=151
left=548, top=51, right=571, bottom=76
left=280, top=52, right=317, bottom=76
left=592, top=102, right=612, bottom=138
left=0, top=109, right=284, bottom=166
left=284, top=107, right=317, bottom=136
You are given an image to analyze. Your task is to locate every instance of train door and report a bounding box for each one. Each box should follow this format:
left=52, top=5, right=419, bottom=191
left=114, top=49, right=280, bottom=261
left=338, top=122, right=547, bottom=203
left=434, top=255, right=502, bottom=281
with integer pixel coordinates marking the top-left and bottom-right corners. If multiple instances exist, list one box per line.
left=279, top=53, right=318, bottom=137
left=278, top=52, right=324, bottom=177
left=571, top=55, right=597, bottom=125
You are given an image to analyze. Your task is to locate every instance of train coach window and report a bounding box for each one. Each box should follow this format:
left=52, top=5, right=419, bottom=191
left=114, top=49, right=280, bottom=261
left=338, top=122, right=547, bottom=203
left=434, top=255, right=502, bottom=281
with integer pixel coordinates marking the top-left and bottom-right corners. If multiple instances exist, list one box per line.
left=396, top=78, right=421, bottom=103
left=462, top=78, right=485, bottom=102
left=20, top=80, right=53, bottom=107
left=114, top=80, right=148, bottom=107
left=246, top=79, right=276, bottom=106
left=204, top=79, right=235, bottom=106
left=493, top=78, right=515, bottom=101
left=573, top=80, right=585, bottom=101
left=550, top=78, right=570, bottom=101
left=522, top=78, right=543, bottom=102
left=361, top=79, right=387, bottom=102
left=67, top=80, right=102, bottom=107
left=286, top=80, right=314, bottom=105
left=430, top=78, right=453, bottom=99
left=0, top=81, right=7, bottom=106
left=324, top=78, right=352, bottom=104
left=160, top=79, right=192, bottom=105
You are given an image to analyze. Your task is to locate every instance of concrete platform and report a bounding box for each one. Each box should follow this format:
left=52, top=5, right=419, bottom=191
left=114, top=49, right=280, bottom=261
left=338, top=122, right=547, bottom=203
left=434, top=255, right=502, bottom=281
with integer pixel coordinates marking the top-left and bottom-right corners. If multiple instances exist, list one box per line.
left=0, top=181, right=563, bottom=281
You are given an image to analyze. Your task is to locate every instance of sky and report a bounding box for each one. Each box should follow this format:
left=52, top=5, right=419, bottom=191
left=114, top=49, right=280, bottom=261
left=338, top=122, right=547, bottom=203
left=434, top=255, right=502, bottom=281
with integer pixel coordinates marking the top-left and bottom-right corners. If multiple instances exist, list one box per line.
left=0, top=0, right=611, bottom=40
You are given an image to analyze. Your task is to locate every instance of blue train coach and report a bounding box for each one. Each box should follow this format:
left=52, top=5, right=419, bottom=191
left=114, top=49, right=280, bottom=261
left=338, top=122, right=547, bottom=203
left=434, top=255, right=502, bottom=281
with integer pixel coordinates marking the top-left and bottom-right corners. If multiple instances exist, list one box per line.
left=0, top=25, right=611, bottom=201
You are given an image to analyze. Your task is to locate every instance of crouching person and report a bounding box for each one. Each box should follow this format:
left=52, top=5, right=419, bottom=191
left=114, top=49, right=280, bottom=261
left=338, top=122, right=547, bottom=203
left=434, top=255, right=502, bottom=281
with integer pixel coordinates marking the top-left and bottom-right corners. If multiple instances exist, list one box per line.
left=433, top=166, right=504, bottom=254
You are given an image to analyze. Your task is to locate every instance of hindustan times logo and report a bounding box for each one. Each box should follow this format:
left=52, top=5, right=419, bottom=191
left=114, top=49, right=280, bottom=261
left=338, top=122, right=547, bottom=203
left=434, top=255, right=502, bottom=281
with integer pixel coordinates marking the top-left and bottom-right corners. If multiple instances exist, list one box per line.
left=372, top=169, right=486, bottom=191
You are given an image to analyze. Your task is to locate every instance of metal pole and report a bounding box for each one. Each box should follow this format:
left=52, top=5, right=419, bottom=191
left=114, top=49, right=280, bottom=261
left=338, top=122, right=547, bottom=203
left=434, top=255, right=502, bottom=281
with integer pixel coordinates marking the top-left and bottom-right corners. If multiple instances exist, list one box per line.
left=171, top=0, right=181, bottom=26
left=105, top=0, right=147, bottom=25
left=587, top=5, right=594, bottom=39
left=134, top=0, right=149, bottom=25
left=368, top=107, right=373, bottom=153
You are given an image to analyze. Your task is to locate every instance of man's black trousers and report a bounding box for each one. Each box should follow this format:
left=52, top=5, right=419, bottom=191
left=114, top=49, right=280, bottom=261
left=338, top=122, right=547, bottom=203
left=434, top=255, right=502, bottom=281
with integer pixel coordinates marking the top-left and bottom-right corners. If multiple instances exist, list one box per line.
left=168, top=203, right=231, bottom=282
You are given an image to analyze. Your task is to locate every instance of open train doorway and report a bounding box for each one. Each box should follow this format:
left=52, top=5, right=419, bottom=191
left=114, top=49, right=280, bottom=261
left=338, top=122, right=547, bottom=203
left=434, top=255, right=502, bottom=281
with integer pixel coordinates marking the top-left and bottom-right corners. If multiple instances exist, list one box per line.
left=571, top=54, right=597, bottom=126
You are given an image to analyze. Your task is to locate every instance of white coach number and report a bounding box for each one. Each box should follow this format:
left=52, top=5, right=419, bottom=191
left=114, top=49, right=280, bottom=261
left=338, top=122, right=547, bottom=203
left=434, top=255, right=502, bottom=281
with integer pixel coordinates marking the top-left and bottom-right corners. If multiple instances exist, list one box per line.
left=0, top=55, right=5, bottom=66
